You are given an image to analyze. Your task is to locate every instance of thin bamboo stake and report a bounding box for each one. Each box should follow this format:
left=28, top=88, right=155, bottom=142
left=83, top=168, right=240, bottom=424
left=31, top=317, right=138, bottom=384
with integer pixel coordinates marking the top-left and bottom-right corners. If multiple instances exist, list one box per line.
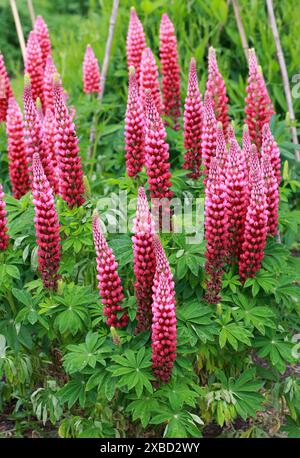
left=265, top=0, right=300, bottom=161
left=27, top=0, right=36, bottom=28
left=9, top=0, right=26, bottom=64
left=230, top=0, right=249, bottom=61
left=87, top=0, right=119, bottom=159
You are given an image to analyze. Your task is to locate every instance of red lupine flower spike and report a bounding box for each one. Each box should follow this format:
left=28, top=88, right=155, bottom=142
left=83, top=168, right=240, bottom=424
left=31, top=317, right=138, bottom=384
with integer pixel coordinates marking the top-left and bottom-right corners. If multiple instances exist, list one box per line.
left=144, top=89, right=173, bottom=227
left=25, top=31, right=44, bottom=105
left=261, top=154, right=279, bottom=237
left=215, top=121, right=227, bottom=172
left=92, top=213, right=128, bottom=328
left=24, top=75, right=58, bottom=192
left=126, top=7, right=146, bottom=86
left=226, top=139, right=248, bottom=261
left=159, top=13, right=181, bottom=129
left=43, top=55, right=57, bottom=112
left=204, top=157, right=228, bottom=304
left=0, top=184, right=9, bottom=251
left=0, top=53, right=13, bottom=122
left=261, top=123, right=281, bottom=185
left=83, top=45, right=101, bottom=94
left=140, top=48, right=162, bottom=113
left=242, top=124, right=252, bottom=174
left=202, top=93, right=218, bottom=181
left=34, top=16, right=52, bottom=69
left=53, top=73, right=85, bottom=208
left=245, top=48, right=275, bottom=149
left=125, top=66, right=145, bottom=178
left=183, top=57, right=203, bottom=179
left=6, top=98, right=30, bottom=199
left=43, top=107, right=59, bottom=183
left=239, top=156, right=268, bottom=279
left=152, top=236, right=176, bottom=383
left=206, top=47, right=229, bottom=135
left=32, top=153, right=61, bottom=289
left=132, top=187, right=156, bottom=333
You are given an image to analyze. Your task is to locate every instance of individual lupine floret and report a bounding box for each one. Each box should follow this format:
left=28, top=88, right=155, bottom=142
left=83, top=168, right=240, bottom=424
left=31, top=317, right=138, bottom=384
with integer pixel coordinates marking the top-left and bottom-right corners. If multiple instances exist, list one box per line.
left=206, top=47, right=229, bottom=134
left=261, top=123, right=281, bottom=185
left=83, top=45, right=101, bottom=94
left=0, top=184, right=9, bottom=251
left=24, top=75, right=58, bottom=192
left=183, top=57, right=203, bottom=179
left=125, top=66, right=145, bottom=177
left=140, top=48, right=162, bottom=113
left=32, top=153, right=61, bottom=289
left=152, top=236, right=176, bottom=383
left=204, top=158, right=228, bottom=304
left=239, top=158, right=268, bottom=279
left=0, top=53, right=13, bottom=122
left=92, top=212, right=128, bottom=328
left=53, top=74, right=85, bottom=208
left=261, top=154, right=279, bottom=237
left=226, top=140, right=248, bottom=260
left=43, top=55, right=57, bottom=112
left=144, top=89, right=173, bottom=223
left=245, top=48, right=275, bottom=149
left=132, top=187, right=156, bottom=333
left=6, top=98, right=30, bottom=199
left=159, top=13, right=181, bottom=128
left=126, top=7, right=146, bottom=86
left=202, top=93, right=218, bottom=180
left=34, top=16, right=52, bottom=69
left=25, top=31, right=44, bottom=105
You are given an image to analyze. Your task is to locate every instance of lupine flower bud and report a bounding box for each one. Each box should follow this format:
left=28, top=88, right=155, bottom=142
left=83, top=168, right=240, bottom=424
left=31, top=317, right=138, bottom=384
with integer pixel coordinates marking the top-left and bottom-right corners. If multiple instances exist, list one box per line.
left=132, top=187, right=156, bottom=333
left=204, top=158, right=228, bottom=304
left=0, top=53, right=13, bottom=122
left=239, top=157, right=268, bottom=279
left=83, top=45, right=101, bottom=94
left=226, top=140, right=248, bottom=260
left=34, top=16, right=52, bottom=69
left=125, top=66, right=145, bottom=177
left=92, top=213, right=128, bottom=328
left=126, top=7, right=146, bottom=86
left=43, top=55, right=57, bottom=112
left=24, top=75, right=58, bottom=192
left=183, top=58, right=203, bottom=179
left=245, top=49, right=275, bottom=149
left=261, top=154, right=279, bottom=237
left=25, top=32, right=44, bottom=105
left=0, top=184, right=9, bottom=251
left=140, top=48, right=162, bottom=113
left=159, top=13, right=181, bottom=128
left=144, top=90, right=173, bottom=204
left=6, top=98, right=30, bottom=199
left=53, top=74, right=85, bottom=208
left=261, top=123, right=281, bottom=185
left=242, top=124, right=252, bottom=174
left=206, top=47, right=229, bottom=134
left=32, top=153, right=61, bottom=289
left=202, top=93, right=218, bottom=180
left=152, top=236, right=176, bottom=383
left=24, top=77, right=57, bottom=186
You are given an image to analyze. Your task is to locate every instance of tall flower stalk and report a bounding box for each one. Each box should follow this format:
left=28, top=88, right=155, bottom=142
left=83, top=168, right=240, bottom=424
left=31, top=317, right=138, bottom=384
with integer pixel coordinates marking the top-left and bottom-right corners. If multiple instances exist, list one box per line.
left=202, top=94, right=218, bottom=180
left=261, top=154, right=279, bottom=237
left=92, top=212, right=128, bottom=328
left=25, top=32, right=44, bottom=105
left=34, top=16, right=52, bottom=69
left=43, top=55, right=57, bottom=112
left=159, top=13, right=181, bottom=128
left=125, top=66, right=145, bottom=178
left=82, top=45, right=101, bottom=94
left=6, top=98, right=30, bottom=199
left=132, top=187, right=156, bottom=333
left=261, top=123, right=281, bottom=185
left=126, top=7, right=146, bottom=87
left=0, top=53, right=13, bottom=122
left=140, top=48, right=162, bottom=113
left=32, top=153, right=61, bottom=289
left=183, top=58, right=203, bottom=179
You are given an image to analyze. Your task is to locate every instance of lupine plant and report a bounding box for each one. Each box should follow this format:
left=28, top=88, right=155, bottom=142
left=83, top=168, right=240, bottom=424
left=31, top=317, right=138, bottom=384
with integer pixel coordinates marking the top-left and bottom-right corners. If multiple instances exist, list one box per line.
left=0, top=4, right=300, bottom=441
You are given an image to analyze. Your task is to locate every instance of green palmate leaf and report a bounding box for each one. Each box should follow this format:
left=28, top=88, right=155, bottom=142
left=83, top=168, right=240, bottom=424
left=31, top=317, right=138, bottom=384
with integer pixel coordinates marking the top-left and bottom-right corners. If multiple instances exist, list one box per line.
left=177, top=300, right=218, bottom=345
left=218, top=319, right=253, bottom=350
left=157, top=380, right=201, bottom=410
left=151, top=408, right=203, bottom=438
left=63, top=332, right=109, bottom=374
left=254, top=331, right=296, bottom=373
left=59, top=378, right=86, bottom=409
left=244, top=270, right=276, bottom=296
left=127, top=396, right=160, bottom=428
left=231, top=293, right=276, bottom=335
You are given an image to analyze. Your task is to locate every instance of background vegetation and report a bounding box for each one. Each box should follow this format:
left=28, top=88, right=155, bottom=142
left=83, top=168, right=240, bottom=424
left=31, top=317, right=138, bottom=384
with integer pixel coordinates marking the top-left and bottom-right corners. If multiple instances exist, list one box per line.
left=0, top=0, right=299, bottom=438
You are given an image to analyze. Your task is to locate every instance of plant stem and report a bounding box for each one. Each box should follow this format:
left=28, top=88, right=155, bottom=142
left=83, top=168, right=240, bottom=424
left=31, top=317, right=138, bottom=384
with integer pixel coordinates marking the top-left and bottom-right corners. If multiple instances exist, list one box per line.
left=27, top=0, right=36, bottom=27
left=230, top=0, right=249, bottom=61
left=9, top=0, right=26, bottom=65
left=265, top=0, right=300, bottom=161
